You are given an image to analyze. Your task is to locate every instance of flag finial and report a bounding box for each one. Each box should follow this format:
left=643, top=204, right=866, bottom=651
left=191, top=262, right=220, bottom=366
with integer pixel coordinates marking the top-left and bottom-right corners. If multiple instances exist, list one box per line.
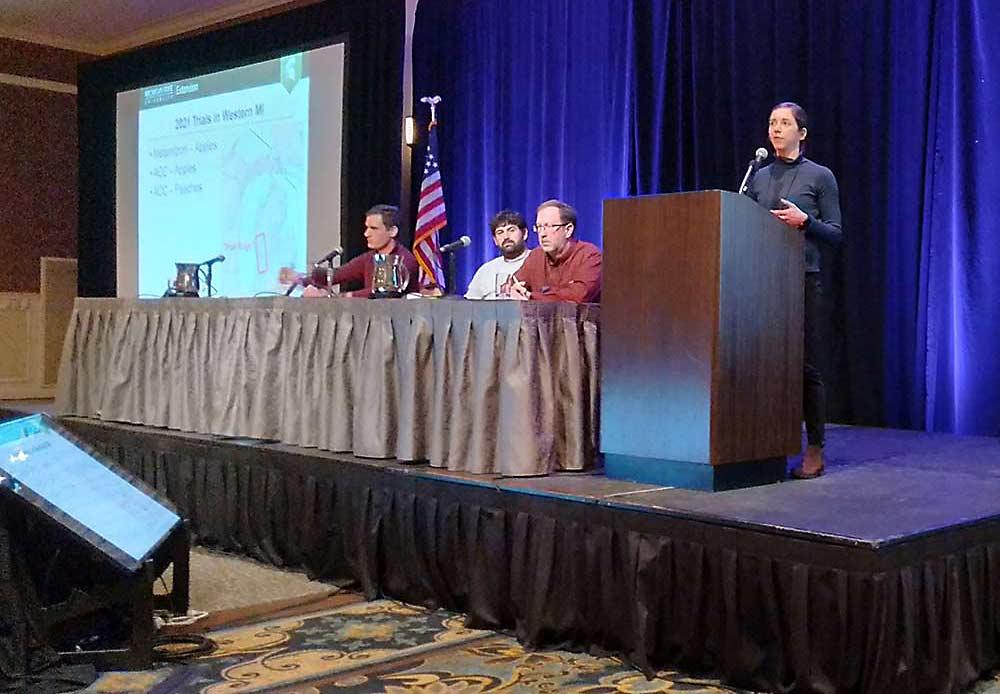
left=420, top=95, right=442, bottom=125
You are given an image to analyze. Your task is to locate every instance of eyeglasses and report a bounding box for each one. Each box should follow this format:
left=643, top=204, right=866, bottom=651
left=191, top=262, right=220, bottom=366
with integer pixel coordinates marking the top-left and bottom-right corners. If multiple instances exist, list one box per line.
left=532, top=223, right=570, bottom=233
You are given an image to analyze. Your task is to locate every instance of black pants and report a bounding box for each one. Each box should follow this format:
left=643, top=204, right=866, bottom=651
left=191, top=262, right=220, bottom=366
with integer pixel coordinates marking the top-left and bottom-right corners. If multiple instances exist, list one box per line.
left=804, top=273, right=826, bottom=447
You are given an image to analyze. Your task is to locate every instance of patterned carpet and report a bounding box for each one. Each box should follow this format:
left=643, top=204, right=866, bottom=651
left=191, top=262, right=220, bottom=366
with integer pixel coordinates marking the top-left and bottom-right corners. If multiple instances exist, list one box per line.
left=81, top=598, right=755, bottom=693
left=79, top=594, right=1000, bottom=694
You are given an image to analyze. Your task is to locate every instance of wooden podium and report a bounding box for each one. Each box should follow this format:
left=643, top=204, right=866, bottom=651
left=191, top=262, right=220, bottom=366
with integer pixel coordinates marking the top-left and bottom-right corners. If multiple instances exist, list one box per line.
left=601, top=190, right=803, bottom=490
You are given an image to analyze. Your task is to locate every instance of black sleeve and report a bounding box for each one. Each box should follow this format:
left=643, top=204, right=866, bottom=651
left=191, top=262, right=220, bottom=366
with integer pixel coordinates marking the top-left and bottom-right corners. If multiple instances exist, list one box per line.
left=803, top=168, right=843, bottom=245
left=747, top=169, right=764, bottom=203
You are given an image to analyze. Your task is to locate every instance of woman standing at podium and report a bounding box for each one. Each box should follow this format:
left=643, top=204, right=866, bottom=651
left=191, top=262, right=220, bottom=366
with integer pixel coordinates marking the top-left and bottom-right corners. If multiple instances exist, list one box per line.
left=748, top=102, right=842, bottom=479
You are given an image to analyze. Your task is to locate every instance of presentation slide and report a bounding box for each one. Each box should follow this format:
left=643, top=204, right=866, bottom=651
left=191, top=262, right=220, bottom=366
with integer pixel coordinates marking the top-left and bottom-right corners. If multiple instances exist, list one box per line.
left=0, top=415, right=180, bottom=570
left=116, top=43, right=345, bottom=298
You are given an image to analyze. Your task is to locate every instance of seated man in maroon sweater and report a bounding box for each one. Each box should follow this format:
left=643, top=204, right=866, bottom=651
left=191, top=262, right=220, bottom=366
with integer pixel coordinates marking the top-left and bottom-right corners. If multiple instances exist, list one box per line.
left=279, top=204, right=420, bottom=297
left=504, top=199, right=602, bottom=303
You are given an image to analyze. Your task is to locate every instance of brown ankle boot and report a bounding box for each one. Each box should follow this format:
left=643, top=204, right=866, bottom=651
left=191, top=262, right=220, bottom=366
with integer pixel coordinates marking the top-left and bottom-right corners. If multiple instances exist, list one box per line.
left=790, top=445, right=825, bottom=479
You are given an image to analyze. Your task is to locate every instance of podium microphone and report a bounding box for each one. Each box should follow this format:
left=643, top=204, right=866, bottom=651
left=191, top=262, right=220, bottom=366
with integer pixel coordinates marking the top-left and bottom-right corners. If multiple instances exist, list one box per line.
left=313, top=246, right=344, bottom=266
left=439, top=236, right=471, bottom=254
left=199, top=254, right=226, bottom=266
left=738, top=148, right=769, bottom=195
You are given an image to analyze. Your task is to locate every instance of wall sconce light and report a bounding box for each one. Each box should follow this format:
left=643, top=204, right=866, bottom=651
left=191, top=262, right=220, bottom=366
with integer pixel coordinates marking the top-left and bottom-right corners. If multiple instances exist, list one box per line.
left=404, top=116, right=417, bottom=147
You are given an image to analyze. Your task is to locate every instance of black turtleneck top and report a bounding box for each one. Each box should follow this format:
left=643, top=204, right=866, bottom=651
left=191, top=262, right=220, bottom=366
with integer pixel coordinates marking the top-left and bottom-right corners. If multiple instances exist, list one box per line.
left=748, top=155, right=842, bottom=273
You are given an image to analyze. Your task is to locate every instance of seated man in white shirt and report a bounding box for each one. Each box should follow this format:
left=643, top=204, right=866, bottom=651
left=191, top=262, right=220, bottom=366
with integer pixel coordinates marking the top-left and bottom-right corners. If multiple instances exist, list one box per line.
left=464, top=210, right=530, bottom=299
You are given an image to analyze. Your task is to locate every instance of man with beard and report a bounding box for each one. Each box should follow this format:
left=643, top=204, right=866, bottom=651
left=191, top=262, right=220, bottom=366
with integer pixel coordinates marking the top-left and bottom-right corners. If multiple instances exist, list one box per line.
left=464, top=210, right=531, bottom=300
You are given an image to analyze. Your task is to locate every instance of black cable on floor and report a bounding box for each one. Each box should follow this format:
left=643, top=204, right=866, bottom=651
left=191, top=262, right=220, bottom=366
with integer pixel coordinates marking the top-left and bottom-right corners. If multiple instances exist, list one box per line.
left=151, top=633, right=217, bottom=661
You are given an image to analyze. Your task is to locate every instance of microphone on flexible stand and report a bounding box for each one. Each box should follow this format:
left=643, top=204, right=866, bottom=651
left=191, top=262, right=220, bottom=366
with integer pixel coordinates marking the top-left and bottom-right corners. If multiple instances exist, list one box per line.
left=439, top=236, right=471, bottom=295
left=284, top=247, right=345, bottom=296
left=198, top=255, right=225, bottom=296
left=738, top=148, right=769, bottom=196
left=312, top=246, right=344, bottom=266
left=439, top=236, right=471, bottom=254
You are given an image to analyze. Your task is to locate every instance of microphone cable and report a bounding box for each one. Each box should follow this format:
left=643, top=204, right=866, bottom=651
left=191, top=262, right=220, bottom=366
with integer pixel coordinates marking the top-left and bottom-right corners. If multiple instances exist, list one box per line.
left=152, top=632, right=218, bottom=661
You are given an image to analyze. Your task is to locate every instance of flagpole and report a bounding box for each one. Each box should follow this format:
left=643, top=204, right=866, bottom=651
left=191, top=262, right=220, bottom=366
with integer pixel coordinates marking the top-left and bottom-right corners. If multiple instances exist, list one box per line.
left=413, top=95, right=448, bottom=292
left=422, top=96, right=456, bottom=294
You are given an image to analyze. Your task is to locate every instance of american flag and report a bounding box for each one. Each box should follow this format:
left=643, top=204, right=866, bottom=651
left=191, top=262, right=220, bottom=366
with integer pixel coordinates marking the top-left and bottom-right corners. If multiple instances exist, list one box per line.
left=413, top=123, right=447, bottom=288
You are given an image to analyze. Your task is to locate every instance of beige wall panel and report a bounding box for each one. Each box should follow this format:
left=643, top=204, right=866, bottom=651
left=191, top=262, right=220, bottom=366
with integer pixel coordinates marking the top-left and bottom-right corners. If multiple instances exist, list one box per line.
left=41, top=258, right=78, bottom=386
left=0, top=293, right=37, bottom=387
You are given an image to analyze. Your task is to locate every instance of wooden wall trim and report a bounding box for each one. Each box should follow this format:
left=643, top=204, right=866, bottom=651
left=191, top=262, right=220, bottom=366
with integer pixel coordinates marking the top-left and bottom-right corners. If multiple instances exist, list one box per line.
left=0, top=72, right=76, bottom=93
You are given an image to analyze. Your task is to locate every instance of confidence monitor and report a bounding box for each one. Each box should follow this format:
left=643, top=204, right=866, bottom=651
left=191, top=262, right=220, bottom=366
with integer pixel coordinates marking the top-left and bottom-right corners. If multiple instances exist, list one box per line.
left=0, top=413, right=181, bottom=573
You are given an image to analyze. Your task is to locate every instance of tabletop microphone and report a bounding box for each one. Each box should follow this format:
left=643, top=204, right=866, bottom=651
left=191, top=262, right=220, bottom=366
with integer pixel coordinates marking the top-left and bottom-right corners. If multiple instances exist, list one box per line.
left=313, top=246, right=344, bottom=266
left=439, top=236, right=471, bottom=253
left=738, top=148, right=769, bottom=195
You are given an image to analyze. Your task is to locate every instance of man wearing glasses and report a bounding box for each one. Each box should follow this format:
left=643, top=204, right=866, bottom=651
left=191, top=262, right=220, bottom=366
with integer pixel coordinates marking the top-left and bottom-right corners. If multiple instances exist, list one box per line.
left=504, top=199, right=602, bottom=303
left=465, top=210, right=531, bottom=299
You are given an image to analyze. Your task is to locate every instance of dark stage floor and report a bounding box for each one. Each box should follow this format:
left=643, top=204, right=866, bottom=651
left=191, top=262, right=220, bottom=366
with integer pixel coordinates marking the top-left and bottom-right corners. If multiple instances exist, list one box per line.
left=505, top=424, right=1000, bottom=549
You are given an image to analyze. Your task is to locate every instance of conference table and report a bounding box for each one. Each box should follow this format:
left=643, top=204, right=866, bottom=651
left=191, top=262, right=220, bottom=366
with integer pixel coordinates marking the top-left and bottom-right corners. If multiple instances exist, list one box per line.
left=56, top=297, right=600, bottom=476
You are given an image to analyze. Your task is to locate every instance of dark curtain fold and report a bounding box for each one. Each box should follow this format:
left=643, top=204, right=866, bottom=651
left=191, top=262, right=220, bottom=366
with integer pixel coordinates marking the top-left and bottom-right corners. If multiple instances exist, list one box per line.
left=916, top=0, right=1000, bottom=433
left=414, top=0, right=1000, bottom=435
left=80, top=428, right=1000, bottom=694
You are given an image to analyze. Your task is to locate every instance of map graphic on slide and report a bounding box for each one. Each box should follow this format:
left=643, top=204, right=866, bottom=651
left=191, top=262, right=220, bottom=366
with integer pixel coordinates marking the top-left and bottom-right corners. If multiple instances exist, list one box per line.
left=137, top=65, right=309, bottom=297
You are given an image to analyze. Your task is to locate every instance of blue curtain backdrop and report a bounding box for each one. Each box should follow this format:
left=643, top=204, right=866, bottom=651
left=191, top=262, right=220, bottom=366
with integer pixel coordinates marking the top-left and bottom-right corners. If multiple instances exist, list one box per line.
left=413, top=0, right=1000, bottom=435
left=411, top=0, right=631, bottom=279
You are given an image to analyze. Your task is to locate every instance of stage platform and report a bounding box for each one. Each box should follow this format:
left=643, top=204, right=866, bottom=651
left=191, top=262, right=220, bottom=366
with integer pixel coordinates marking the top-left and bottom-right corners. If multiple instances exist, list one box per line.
left=5, top=406, right=1000, bottom=694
